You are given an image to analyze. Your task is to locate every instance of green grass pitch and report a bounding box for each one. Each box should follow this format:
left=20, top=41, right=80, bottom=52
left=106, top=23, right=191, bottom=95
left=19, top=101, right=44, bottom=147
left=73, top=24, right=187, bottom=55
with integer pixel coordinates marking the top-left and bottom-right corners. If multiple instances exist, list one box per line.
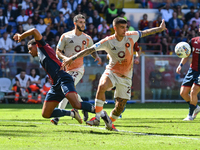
left=0, top=103, right=200, bottom=150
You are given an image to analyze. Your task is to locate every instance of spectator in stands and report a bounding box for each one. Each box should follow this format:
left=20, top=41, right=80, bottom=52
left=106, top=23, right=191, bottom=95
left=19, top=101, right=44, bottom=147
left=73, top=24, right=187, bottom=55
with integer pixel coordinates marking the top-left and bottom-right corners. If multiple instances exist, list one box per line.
left=159, top=3, right=173, bottom=27
left=44, top=11, right=54, bottom=28
left=31, top=10, right=41, bottom=25
left=92, top=27, right=99, bottom=43
left=41, top=75, right=52, bottom=96
left=50, top=2, right=59, bottom=19
left=105, top=3, right=119, bottom=25
left=67, top=0, right=78, bottom=12
left=185, top=6, right=195, bottom=24
left=25, top=2, right=34, bottom=17
left=91, top=10, right=104, bottom=28
left=153, top=15, right=162, bottom=27
left=8, top=0, right=18, bottom=11
left=168, top=11, right=183, bottom=36
left=22, top=0, right=30, bottom=10
left=34, top=0, right=45, bottom=15
left=0, top=32, right=14, bottom=53
left=176, top=5, right=185, bottom=23
left=80, top=0, right=88, bottom=12
left=149, top=66, right=162, bottom=100
left=42, top=26, right=55, bottom=45
left=94, top=0, right=108, bottom=14
left=29, top=68, right=42, bottom=103
left=55, top=25, right=66, bottom=37
left=66, top=12, right=75, bottom=30
left=161, top=37, right=170, bottom=55
left=16, top=24, right=24, bottom=34
left=6, top=25, right=14, bottom=38
left=0, top=50, right=10, bottom=77
left=127, top=20, right=135, bottom=31
left=35, top=18, right=47, bottom=34
left=44, top=0, right=54, bottom=13
left=119, top=11, right=127, bottom=21
left=189, top=11, right=200, bottom=27
left=14, top=39, right=28, bottom=53
left=179, top=24, right=189, bottom=42
left=55, top=11, right=67, bottom=30
left=188, top=20, right=198, bottom=35
left=16, top=9, right=29, bottom=25
left=23, top=17, right=35, bottom=31
left=97, top=19, right=109, bottom=35
left=74, top=4, right=82, bottom=15
left=59, top=1, right=72, bottom=20
left=13, top=69, right=31, bottom=103
left=85, top=2, right=94, bottom=18
left=138, top=13, right=149, bottom=30
left=4, top=4, right=18, bottom=22
left=0, top=8, right=8, bottom=34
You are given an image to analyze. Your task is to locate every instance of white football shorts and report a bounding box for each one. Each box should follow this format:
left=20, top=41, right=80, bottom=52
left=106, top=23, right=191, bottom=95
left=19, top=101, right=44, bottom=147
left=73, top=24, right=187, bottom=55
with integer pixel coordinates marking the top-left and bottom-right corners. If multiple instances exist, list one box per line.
left=100, top=69, right=132, bottom=100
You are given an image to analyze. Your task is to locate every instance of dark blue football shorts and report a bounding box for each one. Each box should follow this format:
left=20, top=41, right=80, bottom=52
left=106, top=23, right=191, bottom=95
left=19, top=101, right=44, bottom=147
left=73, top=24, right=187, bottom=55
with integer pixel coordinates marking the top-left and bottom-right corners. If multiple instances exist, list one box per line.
left=182, top=67, right=200, bottom=87
left=45, top=70, right=77, bottom=102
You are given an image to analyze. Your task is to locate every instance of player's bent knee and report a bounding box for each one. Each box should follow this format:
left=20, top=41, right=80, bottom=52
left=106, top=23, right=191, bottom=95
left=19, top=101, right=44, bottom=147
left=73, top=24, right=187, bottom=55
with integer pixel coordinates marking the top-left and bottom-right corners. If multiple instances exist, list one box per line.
left=42, top=112, right=51, bottom=118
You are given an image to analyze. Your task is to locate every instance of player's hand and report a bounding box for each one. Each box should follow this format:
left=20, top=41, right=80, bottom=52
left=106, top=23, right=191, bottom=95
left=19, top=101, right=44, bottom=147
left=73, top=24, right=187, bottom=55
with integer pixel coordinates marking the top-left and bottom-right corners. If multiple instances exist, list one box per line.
left=160, top=19, right=167, bottom=31
left=61, top=57, right=72, bottom=70
left=13, top=33, right=22, bottom=42
left=176, top=66, right=181, bottom=74
left=94, top=56, right=102, bottom=65
left=134, top=57, right=139, bottom=64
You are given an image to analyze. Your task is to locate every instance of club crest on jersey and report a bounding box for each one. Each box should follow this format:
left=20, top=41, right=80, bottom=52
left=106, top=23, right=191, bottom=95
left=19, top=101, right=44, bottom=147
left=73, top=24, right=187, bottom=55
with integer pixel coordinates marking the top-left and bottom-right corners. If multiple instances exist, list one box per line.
left=125, top=43, right=130, bottom=48
left=118, top=51, right=125, bottom=58
left=82, top=40, right=86, bottom=45
left=75, top=45, right=81, bottom=52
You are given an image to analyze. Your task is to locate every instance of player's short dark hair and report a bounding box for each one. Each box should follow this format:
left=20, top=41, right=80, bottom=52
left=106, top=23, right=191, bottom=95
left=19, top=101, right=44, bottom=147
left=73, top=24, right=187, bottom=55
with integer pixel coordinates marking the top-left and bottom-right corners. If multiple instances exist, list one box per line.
left=27, top=39, right=36, bottom=46
left=113, top=17, right=127, bottom=27
left=73, top=14, right=85, bottom=22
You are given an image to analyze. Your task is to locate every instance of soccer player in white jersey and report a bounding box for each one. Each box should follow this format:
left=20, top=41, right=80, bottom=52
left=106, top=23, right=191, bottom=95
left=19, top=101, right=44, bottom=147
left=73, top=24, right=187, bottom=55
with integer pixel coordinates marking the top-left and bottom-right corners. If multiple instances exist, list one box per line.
left=62, top=17, right=166, bottom=131
left=51, top=14, right=101, bottom=125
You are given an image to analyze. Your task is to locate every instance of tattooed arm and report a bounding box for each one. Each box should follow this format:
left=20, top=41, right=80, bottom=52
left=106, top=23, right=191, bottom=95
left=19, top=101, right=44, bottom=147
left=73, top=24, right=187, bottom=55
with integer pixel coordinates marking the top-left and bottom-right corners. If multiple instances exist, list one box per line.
left=62, top=47, right=96, bottom=68
left=140, top=19, right=166, bottom=37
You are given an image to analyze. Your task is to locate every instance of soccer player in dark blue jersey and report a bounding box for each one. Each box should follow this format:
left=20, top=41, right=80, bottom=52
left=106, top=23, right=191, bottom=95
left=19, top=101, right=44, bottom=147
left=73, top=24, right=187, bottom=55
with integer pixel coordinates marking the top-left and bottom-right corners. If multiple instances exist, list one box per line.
left=13, top=28, right=95, bottom=124
left=176, top=38, right=200, bottom=121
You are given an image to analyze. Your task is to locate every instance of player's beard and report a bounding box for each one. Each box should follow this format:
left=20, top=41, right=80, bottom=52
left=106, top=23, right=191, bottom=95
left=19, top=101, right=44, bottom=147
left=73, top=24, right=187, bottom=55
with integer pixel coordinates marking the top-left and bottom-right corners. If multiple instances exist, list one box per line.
left=77, top=24, right=85, bottom=32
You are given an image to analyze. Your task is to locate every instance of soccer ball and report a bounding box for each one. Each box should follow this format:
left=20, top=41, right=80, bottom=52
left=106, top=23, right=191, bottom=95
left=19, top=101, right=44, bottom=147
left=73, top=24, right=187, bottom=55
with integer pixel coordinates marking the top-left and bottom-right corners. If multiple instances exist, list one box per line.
left=175, top=42, right=191, bottom=58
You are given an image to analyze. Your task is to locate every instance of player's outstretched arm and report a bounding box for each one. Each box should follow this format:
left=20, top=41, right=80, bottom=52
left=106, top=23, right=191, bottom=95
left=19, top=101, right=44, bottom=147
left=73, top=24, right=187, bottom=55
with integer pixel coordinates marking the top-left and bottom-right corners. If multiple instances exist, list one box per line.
left=140, top=19, right=166, bottom=38
left=62, top=47, right=96, bottom=68
left=13, top=28, right=42, bottom=42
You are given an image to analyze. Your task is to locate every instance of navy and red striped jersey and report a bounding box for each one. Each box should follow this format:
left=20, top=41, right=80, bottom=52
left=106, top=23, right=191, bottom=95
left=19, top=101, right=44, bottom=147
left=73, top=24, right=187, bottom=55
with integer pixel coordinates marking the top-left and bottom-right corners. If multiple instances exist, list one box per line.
left=190, top=37, right=200, bottom=71
left=36, top=38, right=62, bottom=83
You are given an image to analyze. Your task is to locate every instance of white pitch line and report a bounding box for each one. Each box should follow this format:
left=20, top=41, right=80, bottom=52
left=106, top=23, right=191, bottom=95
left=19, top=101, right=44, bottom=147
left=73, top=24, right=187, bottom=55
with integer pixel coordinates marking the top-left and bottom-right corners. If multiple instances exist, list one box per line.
left=1, top=120, right=200, bottom=140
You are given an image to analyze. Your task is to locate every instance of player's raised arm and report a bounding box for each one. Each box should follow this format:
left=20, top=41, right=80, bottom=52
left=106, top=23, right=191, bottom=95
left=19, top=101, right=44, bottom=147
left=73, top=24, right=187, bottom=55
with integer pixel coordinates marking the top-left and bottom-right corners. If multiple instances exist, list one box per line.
left=62, top=47, right=96, bottom=68
left=13, top=28, right=42, bottom=42
left=140, top=19, right=166, bottom=37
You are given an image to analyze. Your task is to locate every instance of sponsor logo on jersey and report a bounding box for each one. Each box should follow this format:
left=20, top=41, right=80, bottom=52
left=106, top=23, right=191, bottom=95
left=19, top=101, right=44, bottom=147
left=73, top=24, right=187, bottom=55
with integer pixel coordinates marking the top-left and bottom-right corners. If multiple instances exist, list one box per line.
left=125, top=43, right=130, bottom=48
left=82, top=40, right=86, bottom=45
left=69, top=40, right=74, bottom=43
left=74, top=45, right=81, bottom=52
left=194, top=41, right=198, bottom=44
left=94, top=43, right=101, bottom=48
left=111, top=47, right=116, bottom=50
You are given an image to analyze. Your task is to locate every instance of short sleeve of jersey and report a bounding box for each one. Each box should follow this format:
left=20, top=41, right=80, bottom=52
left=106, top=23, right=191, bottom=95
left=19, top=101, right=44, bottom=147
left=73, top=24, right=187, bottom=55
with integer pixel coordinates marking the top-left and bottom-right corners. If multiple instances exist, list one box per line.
left=36, top=38, right=46, bottom=47
left=91, top=37, right=108, bottom=51
left=57, top=34, right=67, bottom=51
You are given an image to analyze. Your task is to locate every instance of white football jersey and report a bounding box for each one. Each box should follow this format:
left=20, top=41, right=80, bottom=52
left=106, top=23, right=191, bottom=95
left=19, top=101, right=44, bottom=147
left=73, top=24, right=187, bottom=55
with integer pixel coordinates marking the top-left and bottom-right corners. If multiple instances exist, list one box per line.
left=16, top=74, right=30, bottom=87
left=92, top=31, right=141, bottom=79
left=57, top=30, right=93, bottom=72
